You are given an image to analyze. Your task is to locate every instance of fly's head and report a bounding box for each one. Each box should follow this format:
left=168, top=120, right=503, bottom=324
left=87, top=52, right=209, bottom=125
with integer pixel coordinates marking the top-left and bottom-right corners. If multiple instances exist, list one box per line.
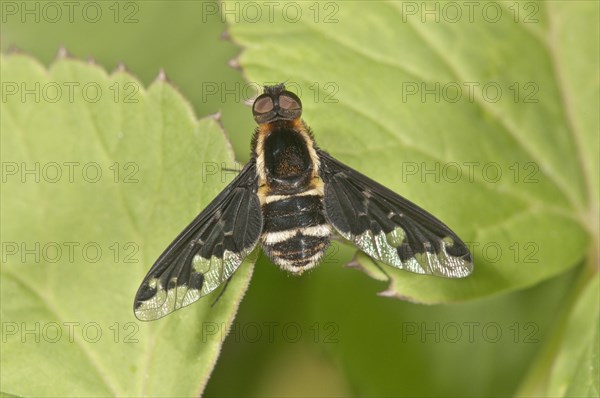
left=252, top=84, right=302, bottom=124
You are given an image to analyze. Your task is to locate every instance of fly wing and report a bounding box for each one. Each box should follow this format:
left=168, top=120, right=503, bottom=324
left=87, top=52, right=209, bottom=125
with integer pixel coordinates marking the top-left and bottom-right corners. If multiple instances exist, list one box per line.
left=134, top=159, right=262, bottom=320
left=318, top=150, right=473, bottom=278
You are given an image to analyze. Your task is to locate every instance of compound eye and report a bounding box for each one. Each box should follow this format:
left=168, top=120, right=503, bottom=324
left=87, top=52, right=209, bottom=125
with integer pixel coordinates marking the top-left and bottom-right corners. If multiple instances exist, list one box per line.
left=253, top=95, right=274, bottom=115
left=278, top=92, right=301, bottom=111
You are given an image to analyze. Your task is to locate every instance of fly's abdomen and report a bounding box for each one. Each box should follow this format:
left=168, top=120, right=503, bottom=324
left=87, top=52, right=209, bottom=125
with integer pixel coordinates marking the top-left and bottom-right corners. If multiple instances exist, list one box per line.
left=260, top=193, right=331, bottom=273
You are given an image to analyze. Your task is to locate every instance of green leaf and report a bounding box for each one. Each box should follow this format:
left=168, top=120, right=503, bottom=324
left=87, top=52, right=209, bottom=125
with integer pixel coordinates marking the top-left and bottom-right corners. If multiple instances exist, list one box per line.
left=548, top=274, right=600, bottom=397
left=0, top=53, right=253, bottom=396
left=0, top=1, right=252, bottom=161
left=226, top=0, right=598, bottom=302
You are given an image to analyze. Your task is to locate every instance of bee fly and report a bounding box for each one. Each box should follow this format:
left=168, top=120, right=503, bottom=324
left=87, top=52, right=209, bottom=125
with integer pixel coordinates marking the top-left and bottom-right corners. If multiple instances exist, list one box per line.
left=134, top=83, right=473, bottom=320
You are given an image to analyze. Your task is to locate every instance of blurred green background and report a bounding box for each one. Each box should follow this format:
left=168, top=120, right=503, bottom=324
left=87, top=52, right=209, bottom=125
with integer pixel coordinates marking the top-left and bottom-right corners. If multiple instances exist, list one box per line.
left=1, top=1, right=597, bottom=397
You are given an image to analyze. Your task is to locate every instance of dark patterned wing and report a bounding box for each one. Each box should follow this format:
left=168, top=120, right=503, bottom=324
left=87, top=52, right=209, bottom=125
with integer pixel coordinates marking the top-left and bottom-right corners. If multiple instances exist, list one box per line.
left=318, top=150, right=473, bottom=278
left=134, top=159, right=262, bottom=321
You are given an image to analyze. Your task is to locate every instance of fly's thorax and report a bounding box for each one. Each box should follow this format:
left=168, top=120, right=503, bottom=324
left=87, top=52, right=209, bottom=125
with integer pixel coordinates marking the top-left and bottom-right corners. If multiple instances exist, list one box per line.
left=253, top=118, right=321, bottom=193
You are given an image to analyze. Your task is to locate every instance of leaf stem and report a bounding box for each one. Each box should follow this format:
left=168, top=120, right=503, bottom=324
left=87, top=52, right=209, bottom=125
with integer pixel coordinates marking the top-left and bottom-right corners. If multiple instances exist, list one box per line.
left=515, top=262, right=597, bottom=396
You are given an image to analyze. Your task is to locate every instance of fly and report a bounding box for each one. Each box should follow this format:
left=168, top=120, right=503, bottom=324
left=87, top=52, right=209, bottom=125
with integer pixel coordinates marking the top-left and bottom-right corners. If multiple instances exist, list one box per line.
left=134, top=83, right=473, bottom=321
